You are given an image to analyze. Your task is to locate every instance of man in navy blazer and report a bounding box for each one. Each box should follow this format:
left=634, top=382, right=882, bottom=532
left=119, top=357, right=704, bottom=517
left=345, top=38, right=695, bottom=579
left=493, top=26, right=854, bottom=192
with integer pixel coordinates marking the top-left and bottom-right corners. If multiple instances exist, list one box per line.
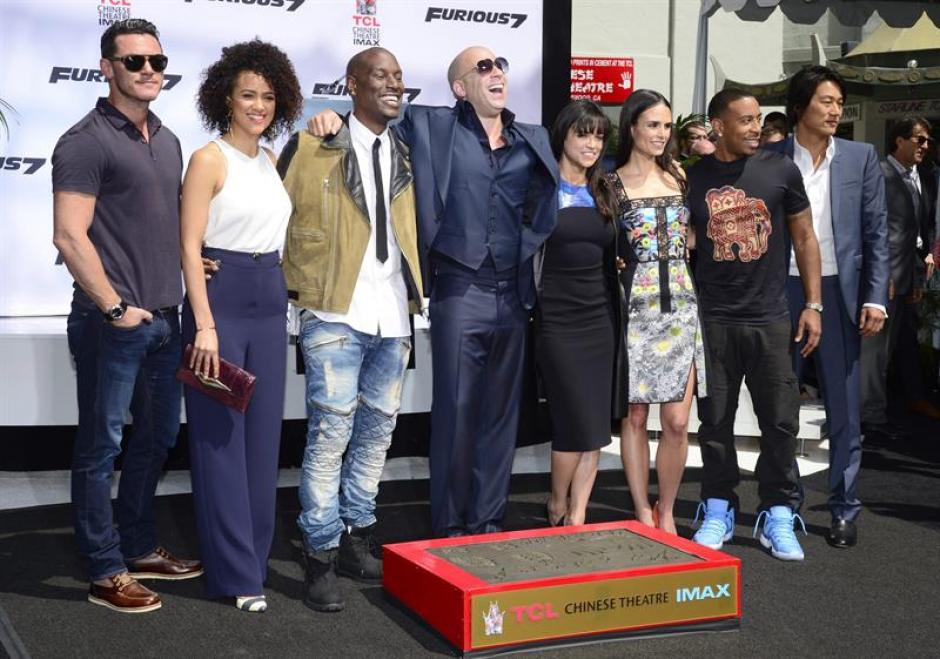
left=766, top=66, right=888, bottom=548
left=311, top=45, right=558, bottom=537
left=403, top=47, right=557, bottom=537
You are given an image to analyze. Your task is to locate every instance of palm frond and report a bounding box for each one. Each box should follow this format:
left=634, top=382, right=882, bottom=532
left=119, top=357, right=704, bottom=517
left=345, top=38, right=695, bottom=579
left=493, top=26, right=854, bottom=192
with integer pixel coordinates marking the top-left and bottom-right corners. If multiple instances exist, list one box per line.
left=0, top=98, right=18, bottom=140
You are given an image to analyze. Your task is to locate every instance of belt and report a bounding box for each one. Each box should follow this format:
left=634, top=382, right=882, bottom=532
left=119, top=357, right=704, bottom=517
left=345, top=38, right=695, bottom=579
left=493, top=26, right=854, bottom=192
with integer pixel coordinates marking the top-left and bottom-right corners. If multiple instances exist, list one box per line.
left=150, top=306, right=178, bottom=315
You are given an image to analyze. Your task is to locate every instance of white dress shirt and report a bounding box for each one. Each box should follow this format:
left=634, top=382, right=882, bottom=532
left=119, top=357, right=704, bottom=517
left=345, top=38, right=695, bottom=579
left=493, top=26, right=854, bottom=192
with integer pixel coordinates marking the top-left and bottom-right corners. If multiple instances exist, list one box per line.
left=312, top=113, right=410, bottom=337
left=790, top=136, right=838, bottom=277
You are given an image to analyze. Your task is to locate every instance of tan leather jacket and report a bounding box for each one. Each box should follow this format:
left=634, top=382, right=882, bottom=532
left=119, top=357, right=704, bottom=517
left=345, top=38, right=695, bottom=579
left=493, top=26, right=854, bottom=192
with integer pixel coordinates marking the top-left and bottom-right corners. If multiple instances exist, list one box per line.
left=279, top=127, right=423, bottom=314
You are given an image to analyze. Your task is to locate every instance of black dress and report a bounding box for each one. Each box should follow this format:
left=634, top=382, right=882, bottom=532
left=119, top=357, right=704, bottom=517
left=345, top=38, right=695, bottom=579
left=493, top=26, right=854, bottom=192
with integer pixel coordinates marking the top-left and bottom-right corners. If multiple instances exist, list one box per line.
left=536, top=187, right=618, bottom=452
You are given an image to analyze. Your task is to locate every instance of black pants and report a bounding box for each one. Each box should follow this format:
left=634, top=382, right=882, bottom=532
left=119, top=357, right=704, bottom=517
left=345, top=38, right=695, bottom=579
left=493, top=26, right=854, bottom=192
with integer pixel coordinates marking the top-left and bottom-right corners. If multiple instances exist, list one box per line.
left=697, top=320, right=802, bottom=512
left=860, top=296, right=925, bottom=424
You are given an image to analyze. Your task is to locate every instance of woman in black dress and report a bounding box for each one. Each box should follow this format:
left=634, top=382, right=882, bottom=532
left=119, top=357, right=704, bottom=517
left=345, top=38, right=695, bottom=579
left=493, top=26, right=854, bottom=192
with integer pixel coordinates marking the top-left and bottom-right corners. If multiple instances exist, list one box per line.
left=537, top=100, right=624, bottom=526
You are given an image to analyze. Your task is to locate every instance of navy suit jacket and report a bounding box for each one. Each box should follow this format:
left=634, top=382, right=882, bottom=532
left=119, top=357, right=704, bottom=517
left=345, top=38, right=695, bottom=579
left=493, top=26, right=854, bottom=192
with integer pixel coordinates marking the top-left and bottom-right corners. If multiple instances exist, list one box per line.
left=766, top=136, right=889, bottom=325
left=394, top=104, right=559, bottom=305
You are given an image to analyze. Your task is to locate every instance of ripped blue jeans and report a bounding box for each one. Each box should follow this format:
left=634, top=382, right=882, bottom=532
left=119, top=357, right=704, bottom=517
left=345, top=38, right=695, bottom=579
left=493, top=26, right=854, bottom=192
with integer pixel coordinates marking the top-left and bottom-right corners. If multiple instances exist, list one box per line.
left=297, top=313, right=411, bottom=551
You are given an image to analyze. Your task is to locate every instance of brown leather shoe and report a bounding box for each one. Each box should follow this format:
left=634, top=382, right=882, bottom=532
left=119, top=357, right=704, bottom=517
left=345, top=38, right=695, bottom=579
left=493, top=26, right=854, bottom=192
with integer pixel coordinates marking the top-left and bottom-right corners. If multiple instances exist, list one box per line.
left=88, top=573, right=162, bottom=613
left=127, top=546, right=203, bottom=581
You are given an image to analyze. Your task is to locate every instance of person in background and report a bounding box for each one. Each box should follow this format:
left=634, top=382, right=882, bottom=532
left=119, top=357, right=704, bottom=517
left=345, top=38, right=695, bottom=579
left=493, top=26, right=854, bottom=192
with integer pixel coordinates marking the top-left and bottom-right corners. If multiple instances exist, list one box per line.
left=760, top=111, right=789, bottom=146
left=538, top=100, right=624, bottom=527
left=607, top=90, right=706, bottom=535
left=677, top=115, right=715, bottom=168
left=861, top=117, right=940, bottom=436
left=52, top=18, right=202, bottom=613
left=180, top=39, right=302, bottom=612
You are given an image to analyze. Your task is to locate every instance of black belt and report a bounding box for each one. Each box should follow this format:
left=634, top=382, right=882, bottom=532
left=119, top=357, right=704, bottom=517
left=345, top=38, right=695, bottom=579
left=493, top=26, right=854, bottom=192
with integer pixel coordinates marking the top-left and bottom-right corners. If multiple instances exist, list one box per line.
left=150, top=306, right=178, bottom=315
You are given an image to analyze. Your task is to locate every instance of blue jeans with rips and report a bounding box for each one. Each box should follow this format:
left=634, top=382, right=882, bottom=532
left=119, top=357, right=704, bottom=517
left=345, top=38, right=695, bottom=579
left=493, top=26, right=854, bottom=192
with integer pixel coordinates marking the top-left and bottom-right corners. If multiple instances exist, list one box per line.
left=67, top=297, right=182, bottom=581
left=296, top=314, right=411, bottom=551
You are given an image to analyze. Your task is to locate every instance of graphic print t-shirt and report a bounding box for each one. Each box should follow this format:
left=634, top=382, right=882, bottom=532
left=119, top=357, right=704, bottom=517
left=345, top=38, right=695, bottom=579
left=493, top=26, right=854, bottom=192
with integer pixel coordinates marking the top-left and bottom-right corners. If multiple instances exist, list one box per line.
left=687, top=151, right=809, bottom=324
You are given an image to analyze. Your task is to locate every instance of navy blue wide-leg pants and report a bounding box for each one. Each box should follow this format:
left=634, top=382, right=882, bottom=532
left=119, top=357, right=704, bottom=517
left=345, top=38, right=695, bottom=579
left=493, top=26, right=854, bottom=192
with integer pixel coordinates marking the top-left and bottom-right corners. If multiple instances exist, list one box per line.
left=429, top=259, right=528, bottom=537
left=182, top=248, right=287, bottom=598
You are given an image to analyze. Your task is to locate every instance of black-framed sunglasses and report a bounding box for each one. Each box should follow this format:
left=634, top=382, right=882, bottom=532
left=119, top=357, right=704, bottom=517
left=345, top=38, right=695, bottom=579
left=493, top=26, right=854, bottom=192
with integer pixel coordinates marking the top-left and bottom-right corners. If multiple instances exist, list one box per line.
left=460, top=56, right=509, bottom=79
left=107, top=54, right=169, bottom=73
left=910, top=135, right=933, bottom=146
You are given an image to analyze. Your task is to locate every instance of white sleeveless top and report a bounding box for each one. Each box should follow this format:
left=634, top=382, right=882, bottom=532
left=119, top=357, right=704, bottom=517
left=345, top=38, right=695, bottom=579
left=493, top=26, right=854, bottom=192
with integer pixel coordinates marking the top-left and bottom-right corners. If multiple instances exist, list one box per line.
left=203, top=138, right=291, bottom=254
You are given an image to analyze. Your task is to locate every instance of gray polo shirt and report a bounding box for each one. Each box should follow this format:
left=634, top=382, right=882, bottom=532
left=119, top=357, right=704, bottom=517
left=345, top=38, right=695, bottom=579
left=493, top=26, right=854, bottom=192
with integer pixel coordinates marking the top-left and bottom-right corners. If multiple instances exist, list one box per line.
left=52, top=97, right=183, bottom=310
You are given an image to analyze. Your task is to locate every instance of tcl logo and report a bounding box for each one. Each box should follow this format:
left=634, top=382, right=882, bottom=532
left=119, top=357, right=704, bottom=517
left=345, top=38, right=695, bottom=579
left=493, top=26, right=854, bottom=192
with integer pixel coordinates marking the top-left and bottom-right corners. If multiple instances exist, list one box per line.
left=182, top=0, right=307, bottom=10
left=509, top=602, right=560, bottom=623
left=0, top=157, right=46, bottom=175
left=49, top=67, right=182, bottom=91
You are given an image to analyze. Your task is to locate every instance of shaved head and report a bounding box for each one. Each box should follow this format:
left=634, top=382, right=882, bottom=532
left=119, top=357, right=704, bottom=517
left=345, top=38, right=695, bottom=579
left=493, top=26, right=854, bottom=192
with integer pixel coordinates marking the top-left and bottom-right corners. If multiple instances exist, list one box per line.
left=346, top=47, right=394, bottom=80
left=447, top=45, right=493, bottom=89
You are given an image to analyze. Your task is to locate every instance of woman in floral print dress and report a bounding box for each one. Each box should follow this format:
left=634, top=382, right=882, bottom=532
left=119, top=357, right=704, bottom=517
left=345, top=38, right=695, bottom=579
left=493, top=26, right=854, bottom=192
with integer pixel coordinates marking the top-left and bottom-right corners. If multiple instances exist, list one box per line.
left=608, top=89, right=707, bottom=535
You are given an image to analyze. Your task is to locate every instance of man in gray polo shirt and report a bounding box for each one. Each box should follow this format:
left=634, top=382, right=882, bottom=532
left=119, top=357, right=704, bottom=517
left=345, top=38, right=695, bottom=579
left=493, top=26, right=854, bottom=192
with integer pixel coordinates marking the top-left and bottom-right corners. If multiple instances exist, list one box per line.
left=52, top=18, right=201, bottom=613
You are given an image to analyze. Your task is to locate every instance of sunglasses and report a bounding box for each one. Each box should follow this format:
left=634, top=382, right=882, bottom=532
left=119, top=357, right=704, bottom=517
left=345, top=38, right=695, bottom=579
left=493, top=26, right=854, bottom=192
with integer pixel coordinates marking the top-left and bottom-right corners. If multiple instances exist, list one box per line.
left=460, top=56, right=509, bottom=79
left=107, top=54, right=169, bottom=73
left=910, top=135, right=932, bottom=146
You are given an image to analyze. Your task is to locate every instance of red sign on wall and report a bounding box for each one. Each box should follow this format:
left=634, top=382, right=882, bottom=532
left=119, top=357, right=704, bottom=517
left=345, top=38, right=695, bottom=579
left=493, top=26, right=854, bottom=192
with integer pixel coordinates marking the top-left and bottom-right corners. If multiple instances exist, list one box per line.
left=570, top=56, right=634, bottom=104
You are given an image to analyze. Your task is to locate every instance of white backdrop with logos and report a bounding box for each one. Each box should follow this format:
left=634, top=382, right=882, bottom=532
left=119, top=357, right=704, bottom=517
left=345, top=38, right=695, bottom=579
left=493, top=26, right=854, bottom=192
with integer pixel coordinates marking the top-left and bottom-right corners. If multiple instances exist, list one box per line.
left=0, top=0, right=544, bottom=317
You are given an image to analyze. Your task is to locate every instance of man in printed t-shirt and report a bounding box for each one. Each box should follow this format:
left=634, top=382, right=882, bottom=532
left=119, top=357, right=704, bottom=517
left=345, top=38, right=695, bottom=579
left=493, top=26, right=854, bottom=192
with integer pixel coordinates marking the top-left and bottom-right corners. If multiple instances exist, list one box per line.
left=686, top=89, right=822, bottom=562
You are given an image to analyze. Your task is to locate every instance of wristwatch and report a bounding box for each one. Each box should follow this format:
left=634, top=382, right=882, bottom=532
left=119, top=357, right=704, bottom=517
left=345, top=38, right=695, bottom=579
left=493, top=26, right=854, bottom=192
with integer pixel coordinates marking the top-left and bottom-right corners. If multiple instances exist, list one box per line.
left=103, top=300, right=127, bottom=322
left=805, top=302, right=823, bottom=313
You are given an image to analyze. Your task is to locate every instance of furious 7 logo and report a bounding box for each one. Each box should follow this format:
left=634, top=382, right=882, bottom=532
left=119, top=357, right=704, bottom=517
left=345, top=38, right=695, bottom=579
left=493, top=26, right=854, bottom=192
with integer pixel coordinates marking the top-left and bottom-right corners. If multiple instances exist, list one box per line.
left=425, top=7, right=527, bottom=28
left=705, top=185, right=772, bottom=262
left=183, top=0, right=306, bottom=10
left=0, top=158, right=46, bottom=174
left=49, top=67, right=182, bottom=90
left=312, top=78, right=421, bottom=103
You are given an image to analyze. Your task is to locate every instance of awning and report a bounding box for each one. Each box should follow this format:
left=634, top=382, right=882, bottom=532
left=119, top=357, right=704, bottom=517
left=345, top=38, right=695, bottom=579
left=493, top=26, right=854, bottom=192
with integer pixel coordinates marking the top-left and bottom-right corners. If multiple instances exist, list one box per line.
left=701, top=1, right=940, bottom=28
left=692, top=0, right=940, bottom=112
left=846, top=13, right=940, bottom=55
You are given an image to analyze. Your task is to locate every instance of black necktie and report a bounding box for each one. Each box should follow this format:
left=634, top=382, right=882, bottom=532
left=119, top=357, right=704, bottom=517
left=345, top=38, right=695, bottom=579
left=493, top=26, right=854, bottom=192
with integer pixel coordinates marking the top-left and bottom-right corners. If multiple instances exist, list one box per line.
left=372, top=138, right=388, bottom=263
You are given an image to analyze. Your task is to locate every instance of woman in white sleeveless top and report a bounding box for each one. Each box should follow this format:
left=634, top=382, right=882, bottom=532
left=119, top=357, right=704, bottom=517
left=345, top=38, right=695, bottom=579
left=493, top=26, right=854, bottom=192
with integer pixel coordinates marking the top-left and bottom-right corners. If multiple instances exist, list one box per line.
left=180, top=40, right=301, bottom=612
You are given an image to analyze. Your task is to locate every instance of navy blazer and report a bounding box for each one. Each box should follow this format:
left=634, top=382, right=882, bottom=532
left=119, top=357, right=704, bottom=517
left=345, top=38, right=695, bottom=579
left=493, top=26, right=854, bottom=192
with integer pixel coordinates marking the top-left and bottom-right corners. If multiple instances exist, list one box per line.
left=394, top=104, right=559, bottom=305
left=766, top=136, right=889, bottom=324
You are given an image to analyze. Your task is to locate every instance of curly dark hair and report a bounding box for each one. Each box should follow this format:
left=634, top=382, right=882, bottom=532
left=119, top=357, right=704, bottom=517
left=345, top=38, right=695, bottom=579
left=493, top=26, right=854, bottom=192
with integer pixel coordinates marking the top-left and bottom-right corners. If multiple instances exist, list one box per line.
left=197, top=39, right=302, bottom=141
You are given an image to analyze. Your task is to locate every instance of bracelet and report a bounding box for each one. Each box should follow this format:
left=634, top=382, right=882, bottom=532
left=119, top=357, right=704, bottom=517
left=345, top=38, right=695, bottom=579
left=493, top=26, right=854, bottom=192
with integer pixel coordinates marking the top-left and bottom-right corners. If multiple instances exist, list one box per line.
left=195, top=326, right=216, bottom=332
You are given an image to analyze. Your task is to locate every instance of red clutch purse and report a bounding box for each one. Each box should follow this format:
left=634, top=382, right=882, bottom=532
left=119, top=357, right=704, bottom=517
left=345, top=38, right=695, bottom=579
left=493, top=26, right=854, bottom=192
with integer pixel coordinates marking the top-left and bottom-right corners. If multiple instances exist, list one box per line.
left=176, top=344, right=257, bottom=413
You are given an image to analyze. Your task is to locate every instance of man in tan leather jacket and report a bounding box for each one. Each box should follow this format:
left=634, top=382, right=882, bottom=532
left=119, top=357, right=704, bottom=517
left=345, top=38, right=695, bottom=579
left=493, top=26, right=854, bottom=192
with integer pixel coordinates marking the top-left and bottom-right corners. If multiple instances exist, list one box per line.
left=277, top=47, right=423, bottom=614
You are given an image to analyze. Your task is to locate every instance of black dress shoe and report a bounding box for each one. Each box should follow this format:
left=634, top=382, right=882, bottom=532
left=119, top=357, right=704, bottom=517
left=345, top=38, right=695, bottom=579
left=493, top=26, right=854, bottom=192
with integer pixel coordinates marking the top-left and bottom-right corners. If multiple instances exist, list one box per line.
left=861, top=422, right=908, bottom=442
left=827, top=519, right=858, bottom=548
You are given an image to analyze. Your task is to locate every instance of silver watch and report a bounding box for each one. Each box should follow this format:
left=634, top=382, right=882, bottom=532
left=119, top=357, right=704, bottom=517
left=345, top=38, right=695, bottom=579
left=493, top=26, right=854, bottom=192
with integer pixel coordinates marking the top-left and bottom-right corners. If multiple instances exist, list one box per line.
left=805, top=302, right=823, bottom=313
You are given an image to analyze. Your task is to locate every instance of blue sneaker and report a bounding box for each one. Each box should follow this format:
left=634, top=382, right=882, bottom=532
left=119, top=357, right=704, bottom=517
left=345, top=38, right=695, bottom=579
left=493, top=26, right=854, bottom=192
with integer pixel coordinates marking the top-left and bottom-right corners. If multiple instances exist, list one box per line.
left=692, top=498, right=734, bottom=550
left=753, top=506, right=807, bottom=561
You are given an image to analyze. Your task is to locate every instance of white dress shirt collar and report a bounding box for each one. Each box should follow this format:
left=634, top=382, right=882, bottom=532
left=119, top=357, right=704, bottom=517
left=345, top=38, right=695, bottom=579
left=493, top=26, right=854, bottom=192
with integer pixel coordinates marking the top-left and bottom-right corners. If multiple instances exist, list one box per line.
left=348, top=112, right=390, bottom=153
left=311, top=112, right=410, bottom=337
left=790, top=133, right=838, bottom=277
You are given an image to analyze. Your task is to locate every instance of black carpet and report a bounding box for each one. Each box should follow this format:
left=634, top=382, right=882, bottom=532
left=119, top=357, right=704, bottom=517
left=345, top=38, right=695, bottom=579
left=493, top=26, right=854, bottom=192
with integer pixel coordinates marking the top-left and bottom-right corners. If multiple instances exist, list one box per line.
left=1, top=422, right=937, bottom=658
